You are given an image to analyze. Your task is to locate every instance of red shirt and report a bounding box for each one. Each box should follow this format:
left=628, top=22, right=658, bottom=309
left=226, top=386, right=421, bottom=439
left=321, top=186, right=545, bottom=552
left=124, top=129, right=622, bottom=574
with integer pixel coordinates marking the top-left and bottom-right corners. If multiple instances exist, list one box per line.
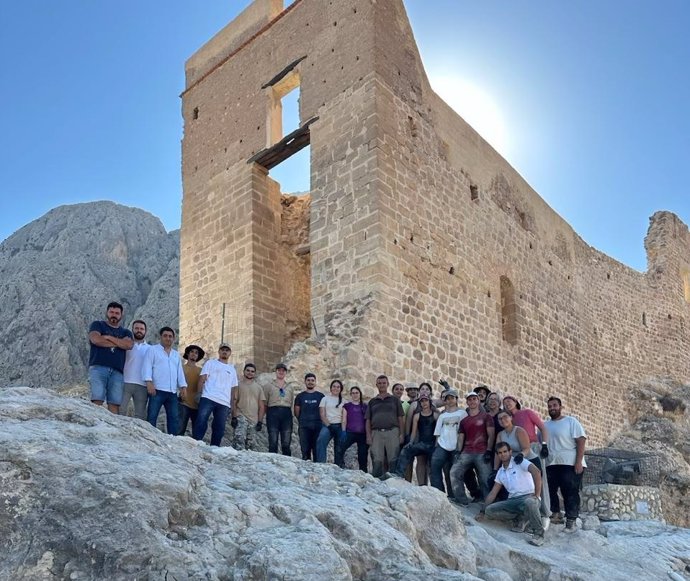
left=512, top=408, right=542, bottom=443
left=459, top=411, right=493, bottom=453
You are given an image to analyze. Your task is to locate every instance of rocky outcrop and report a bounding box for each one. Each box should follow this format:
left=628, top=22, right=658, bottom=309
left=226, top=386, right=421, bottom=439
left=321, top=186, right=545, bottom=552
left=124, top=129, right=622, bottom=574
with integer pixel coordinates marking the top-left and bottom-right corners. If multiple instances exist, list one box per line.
left=609, top=378, right=690, bottom=528
left=2, top=387, right=690, bottom=581
left=1, top=387, right=476, bottom=581
left=0, top=202, right=178, bottom=389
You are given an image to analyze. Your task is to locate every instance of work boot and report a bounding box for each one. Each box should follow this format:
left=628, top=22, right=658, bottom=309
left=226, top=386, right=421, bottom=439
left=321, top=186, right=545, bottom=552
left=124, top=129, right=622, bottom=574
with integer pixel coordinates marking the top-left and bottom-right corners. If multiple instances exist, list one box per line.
left=564, top=518, right=577, bottom=532
left=550, top=512, right=564, bottom=525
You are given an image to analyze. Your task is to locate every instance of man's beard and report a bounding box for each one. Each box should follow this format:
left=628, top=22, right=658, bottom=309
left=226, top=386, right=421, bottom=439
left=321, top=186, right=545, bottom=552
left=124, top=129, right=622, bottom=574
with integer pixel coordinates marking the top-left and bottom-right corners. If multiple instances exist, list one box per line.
left=133, top=332, right=145, bottom=341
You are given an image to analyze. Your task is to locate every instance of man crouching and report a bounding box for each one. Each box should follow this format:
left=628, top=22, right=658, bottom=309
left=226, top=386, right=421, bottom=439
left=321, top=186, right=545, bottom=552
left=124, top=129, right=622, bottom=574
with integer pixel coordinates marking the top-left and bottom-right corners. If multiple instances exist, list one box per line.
left=476, top=441, right=545, bottom=546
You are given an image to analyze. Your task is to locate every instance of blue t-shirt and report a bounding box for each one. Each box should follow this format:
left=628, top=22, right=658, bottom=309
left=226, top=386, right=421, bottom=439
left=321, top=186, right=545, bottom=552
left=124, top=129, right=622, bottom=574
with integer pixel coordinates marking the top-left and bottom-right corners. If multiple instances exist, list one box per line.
left=88, top=320, right=133, bottom=373
left=294, top=390, right=325, bottom=427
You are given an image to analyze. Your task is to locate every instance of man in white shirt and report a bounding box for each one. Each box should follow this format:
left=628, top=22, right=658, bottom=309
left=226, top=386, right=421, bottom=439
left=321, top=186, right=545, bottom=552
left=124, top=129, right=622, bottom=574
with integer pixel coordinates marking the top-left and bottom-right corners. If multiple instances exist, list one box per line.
left=429, top=389, right=467, bottom=494
left=119, top=319, right=150, bottom=420
left=192, top=342, right=239, bottom=446
left=477, top=442, right=546, bottom=546
left=142, top=326, right=187, bottom=434
left=545, top=397, right=587, bottom=531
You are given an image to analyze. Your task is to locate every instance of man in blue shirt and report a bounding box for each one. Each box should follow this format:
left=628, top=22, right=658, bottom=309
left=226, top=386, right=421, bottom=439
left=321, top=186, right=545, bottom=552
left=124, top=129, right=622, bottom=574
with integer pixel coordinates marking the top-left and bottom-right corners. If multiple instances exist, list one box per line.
left=88, top=301, right=134, bottom=413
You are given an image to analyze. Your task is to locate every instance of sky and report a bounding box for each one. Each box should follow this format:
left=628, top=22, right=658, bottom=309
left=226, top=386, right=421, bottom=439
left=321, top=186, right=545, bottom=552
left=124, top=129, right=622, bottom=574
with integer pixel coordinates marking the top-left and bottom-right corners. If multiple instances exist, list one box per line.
left=1, top=1, right=688, bottom=272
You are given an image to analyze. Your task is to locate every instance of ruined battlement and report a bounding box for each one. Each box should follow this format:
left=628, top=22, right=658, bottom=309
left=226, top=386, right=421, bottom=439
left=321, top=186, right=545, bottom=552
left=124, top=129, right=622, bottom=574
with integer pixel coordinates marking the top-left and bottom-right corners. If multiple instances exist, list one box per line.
left=180, top=0, right=690, bottom=446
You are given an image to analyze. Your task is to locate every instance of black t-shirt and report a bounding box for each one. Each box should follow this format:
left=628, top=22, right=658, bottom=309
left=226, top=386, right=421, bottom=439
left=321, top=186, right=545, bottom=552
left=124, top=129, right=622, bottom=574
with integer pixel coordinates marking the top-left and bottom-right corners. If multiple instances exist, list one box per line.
left=417, top=412, right=437, bottom=445
left=295, top=390, right=325, bottom=427
left=88, top=320, right=133, bottom=373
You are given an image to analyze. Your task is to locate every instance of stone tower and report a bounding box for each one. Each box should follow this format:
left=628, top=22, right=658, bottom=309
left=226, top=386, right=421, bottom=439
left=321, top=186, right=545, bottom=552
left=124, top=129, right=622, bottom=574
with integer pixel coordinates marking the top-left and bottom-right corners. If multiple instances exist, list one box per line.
left=180, top=0, right=690, bottom=445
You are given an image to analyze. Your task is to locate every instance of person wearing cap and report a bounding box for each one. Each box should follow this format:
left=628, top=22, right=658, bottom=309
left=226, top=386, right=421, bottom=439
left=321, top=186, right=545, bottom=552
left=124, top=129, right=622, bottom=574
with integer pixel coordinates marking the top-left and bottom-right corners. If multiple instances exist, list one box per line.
left=476, top=441, right=546, bottom=547
left=430, top=389, right=467, bottom=494
left=177, top=343, right=205, bottom=436
left=365, top=375, right=405, bottom=477
left=192, top=343, right=239, bottom=446
left=264, top=363, right=296, bottom=455
left=119, top=319, right=150, bottom=420
left=473, top=384, right=491, bottom=410
left=389, top=394, right=439, bottom=481
left=232, top=362, right=266, bottom=451
left=294, top=372, right=325, bottom=460
left=143, top=327, right=187, bottom=435
left=450, top=391, right=495, bottom=504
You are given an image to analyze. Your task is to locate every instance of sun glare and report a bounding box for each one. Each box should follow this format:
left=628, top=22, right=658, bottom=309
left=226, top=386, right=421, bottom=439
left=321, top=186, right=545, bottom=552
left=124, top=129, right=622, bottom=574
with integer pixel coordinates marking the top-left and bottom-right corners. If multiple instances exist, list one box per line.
left=429, top=74, right=509, bottom=156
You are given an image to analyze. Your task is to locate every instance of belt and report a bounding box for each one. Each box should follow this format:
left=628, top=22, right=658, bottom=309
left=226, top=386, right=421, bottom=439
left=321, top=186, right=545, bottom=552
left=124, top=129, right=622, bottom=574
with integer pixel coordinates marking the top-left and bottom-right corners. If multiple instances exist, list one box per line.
left=373, top=427, right=397, bottom=431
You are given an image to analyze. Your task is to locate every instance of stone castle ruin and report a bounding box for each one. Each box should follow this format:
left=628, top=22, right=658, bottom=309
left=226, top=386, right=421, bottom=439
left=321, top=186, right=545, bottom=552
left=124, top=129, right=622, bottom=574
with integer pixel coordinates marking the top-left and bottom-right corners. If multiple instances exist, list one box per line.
left=179, top=0, right=690, bottom=446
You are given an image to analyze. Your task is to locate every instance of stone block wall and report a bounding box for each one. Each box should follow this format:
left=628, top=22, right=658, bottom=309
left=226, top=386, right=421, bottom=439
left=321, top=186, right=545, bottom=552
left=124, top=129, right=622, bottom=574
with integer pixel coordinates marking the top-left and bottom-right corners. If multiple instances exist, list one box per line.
left=581, top=484, right=663, bottom=521
left=180, top=0, right=690, bottom=445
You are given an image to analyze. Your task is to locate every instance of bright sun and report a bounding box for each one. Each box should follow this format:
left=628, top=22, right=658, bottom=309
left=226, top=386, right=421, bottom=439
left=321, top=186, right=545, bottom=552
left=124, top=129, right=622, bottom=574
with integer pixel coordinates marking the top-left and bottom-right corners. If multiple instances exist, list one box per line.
left=429, top=74, right=509, bottom=156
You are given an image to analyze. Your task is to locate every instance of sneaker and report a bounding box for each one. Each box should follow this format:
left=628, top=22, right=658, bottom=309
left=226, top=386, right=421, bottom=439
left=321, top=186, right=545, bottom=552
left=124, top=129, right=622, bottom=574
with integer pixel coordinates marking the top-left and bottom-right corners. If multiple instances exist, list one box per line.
left=542, top=517, right=550, bottom=532
left=564, top=518, right=577, bottom=533
left=511, top=518, right=527, bottom=533
left=550, top=513, right=564, bottom=525
left=528, top=534, right=545, bottom=547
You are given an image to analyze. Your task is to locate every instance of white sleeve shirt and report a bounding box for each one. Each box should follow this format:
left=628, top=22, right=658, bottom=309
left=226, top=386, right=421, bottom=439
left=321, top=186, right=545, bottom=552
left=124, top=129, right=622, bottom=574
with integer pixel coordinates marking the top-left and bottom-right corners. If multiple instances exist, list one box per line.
left=200, top=359, right=239, bottom=407
left=142, top=344, right=187, bottom=393
left=123, top=342, right=150, bottom=385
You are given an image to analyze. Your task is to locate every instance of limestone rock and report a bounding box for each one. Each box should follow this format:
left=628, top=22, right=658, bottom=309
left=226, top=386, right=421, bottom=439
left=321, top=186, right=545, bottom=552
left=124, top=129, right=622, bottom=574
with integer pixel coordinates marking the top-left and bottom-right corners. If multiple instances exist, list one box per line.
left=0, top=202, right=179, bottom=389
left=609, top=379, right=690, bottom=528
left=0, top=387, right=478, bottom=581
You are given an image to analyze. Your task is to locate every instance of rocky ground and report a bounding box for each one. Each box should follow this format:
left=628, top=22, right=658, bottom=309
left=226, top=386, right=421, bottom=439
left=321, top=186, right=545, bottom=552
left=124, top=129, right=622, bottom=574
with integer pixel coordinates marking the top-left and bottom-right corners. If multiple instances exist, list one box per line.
left=2, top=387, right=689, bottom=581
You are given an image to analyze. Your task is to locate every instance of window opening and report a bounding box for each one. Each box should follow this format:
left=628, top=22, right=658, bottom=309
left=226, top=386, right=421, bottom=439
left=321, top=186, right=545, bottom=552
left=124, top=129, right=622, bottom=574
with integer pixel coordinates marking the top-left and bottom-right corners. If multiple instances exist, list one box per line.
left=500, top=275, right=519, bottom=345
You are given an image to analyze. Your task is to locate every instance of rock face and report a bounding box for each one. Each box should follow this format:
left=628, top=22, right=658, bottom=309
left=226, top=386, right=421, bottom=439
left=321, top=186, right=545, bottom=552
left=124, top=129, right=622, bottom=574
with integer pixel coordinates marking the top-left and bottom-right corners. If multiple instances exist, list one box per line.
left=0, top=202, right=179, bottom=389
left=609, top=379, right=690, bottom=528
left=1, top=387, right=476, bottom=581
left=2, top=387, right=690, bottom=581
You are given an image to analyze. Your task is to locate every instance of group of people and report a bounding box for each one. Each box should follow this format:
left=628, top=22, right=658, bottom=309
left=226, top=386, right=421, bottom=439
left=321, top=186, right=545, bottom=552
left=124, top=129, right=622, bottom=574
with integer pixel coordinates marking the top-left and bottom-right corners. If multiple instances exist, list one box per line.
left=88, top=302, right=587, bottom=548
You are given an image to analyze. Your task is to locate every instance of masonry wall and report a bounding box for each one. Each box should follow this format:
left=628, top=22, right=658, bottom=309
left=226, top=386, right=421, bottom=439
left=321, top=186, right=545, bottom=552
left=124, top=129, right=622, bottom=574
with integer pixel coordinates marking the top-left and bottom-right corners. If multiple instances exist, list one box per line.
left=180, top=0, right=690, bottom=445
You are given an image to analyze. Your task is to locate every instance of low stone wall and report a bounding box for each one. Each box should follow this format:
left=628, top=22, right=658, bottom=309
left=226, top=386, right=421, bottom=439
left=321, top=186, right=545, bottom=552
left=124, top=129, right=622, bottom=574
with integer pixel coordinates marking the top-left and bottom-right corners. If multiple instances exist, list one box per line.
left=581, top=483, right=663, bottom=521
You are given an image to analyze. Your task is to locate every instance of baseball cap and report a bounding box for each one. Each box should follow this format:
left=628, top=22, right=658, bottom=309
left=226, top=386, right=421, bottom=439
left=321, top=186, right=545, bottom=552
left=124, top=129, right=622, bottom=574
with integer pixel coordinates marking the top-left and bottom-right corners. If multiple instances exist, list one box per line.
left=443, top=389, right=459, bottom=399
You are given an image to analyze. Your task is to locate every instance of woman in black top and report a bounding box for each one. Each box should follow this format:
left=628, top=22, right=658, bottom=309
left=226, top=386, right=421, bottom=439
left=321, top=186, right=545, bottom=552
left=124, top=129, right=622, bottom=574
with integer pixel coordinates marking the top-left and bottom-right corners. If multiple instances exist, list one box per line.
left=389, top=395, right=438, bottom=483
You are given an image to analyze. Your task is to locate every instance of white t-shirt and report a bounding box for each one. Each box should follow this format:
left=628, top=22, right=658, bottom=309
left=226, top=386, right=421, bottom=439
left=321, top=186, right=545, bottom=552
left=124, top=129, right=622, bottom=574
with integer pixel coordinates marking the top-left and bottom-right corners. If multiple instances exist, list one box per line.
left=545, top=416, right=587, bottom=467
left=123, top=342, right=150, bottom=385
left=319, top=395, right=343, bottom=424
left=433, top=408, right=467, bottom=451
left=496, top=458, right=536, bottom=498
left=200, top=359, right=239, bottom=407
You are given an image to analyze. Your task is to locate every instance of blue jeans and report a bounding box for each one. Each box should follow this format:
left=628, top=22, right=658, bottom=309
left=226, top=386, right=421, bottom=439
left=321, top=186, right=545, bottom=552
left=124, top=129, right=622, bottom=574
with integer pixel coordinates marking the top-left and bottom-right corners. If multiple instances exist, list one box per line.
left=266, top=406, right=293, bottom=455
left=430, top=447, right=456, bottom=493
left=147, top=390, right=179, bottom=435
left=177, top=403, right=198, bottom=436
left=394, top=441, right=435, bottom=478
left=315, top=423, right=342, bottom=463
left=89, top=365, right=124, bottom=406
left=193, top=397, right=230, bottom=446
left=450, top=452, right=492, bottom=502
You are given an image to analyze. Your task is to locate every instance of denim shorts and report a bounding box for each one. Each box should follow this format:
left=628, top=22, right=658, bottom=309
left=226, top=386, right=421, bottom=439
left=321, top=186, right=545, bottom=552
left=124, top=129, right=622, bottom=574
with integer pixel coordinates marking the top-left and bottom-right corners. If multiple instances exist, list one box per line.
left=89, top=365, right=124, bottom=405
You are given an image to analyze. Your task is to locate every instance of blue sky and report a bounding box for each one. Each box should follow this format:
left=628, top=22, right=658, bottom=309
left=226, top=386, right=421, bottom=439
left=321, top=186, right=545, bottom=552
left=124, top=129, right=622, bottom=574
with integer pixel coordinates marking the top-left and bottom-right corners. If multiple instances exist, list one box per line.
left=1, top=1, right=688, bottom=272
